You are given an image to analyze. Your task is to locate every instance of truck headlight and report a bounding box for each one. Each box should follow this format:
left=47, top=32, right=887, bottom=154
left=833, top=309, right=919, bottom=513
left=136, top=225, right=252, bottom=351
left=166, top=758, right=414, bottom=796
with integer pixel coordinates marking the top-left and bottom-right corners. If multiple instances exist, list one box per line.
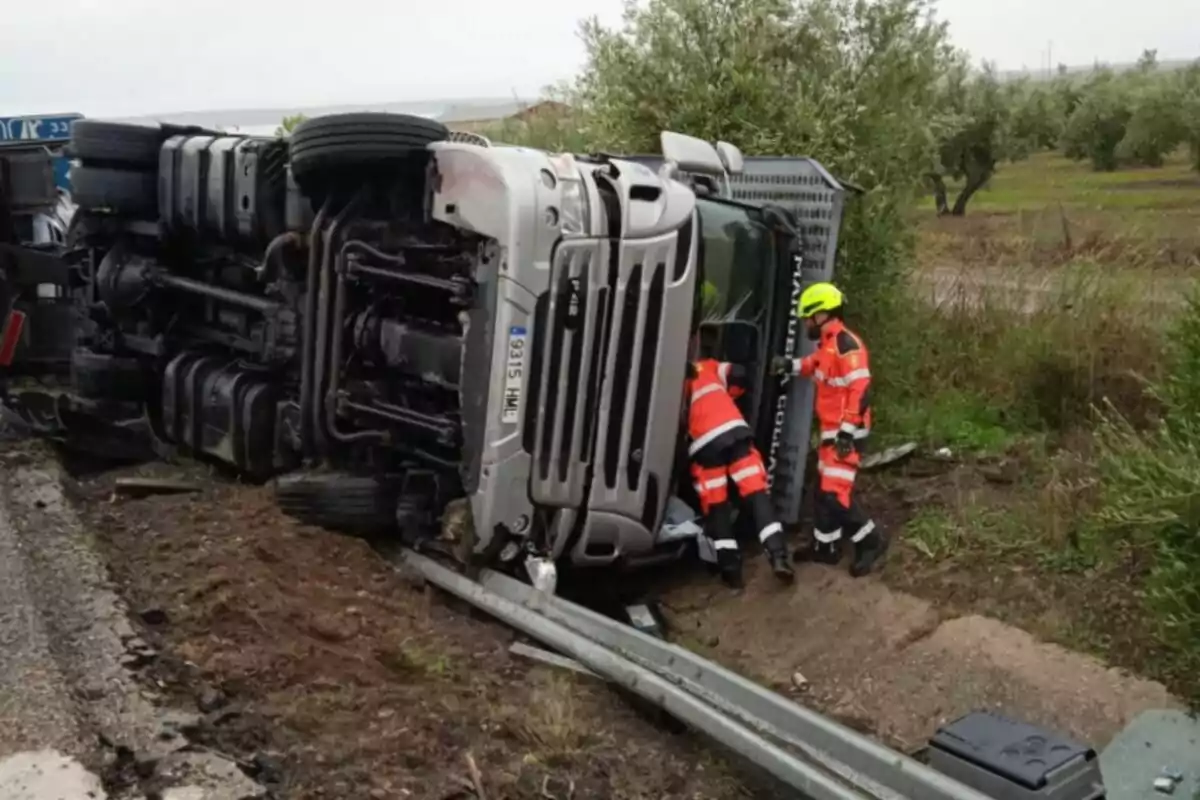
left=558, top=176, right=590, bottom=236
left=547, top=153, right=590, bottom=237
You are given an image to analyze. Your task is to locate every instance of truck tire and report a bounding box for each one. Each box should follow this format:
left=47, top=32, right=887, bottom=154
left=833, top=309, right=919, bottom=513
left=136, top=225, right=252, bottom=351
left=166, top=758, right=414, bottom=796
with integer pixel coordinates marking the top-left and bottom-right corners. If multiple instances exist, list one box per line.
left=70, top=167, right=157, bottom=216
left=288, top=113, right=449, bottom=189
left=70, top=349, right=147, bottom=401
left=275, top=471, right=399, bottom=534
left=68, top=120, right=163, bottom=169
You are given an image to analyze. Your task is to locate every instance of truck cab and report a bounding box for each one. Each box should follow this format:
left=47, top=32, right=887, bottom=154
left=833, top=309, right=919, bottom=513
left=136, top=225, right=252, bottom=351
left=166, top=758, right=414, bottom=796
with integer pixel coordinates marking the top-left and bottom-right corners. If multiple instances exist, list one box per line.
left=447, top=131, right=844, bottom=576
left=0, top=114, right=845, bottom=587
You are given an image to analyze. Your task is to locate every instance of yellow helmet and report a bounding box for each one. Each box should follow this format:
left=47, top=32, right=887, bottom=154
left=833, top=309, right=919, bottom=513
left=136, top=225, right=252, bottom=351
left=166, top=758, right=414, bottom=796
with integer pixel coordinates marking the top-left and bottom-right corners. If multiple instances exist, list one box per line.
left=797, top=282, right=844, bottom=318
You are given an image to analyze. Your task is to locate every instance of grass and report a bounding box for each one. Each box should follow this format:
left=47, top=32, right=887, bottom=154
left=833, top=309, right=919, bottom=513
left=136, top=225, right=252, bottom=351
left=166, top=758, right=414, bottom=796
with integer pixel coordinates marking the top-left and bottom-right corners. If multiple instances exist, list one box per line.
left=869, top=263, right=1171, bottom=453
left=914, top=149, right=1200, bottom=272
left=513, top=671, right=591, bottom=763
left=867, top=146, right=1200, bottom=704
left=920, top=148, right=1200, bottom=215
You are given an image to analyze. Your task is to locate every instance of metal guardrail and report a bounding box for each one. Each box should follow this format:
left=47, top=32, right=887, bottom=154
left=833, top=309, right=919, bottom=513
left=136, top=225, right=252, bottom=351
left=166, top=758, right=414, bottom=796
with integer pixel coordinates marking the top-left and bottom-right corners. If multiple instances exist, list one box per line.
left=400, top=551, right=996, bottom=800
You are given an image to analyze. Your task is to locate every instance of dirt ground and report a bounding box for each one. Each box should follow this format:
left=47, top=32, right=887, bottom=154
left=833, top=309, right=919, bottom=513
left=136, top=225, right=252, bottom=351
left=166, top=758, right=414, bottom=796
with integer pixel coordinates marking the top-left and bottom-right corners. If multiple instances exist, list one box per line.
left=648, top=451, right=1179, bottom=754
left=66, top=459, right=764, bottom=800
left=856, top=451, right=1190, bottom=697
left=44, top=442, right=1184, bottom=798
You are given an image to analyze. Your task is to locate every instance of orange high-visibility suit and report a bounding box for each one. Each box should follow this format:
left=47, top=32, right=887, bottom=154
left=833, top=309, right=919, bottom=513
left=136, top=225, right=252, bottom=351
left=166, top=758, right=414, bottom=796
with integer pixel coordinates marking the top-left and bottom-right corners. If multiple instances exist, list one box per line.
left=686, top=358, right=791, bottom=586
left=783, top=319, right=878, bottom=568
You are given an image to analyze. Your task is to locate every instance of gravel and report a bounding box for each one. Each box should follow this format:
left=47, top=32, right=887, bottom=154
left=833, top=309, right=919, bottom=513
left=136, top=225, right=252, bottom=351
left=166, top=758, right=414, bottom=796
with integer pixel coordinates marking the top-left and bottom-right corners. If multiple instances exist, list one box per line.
left=0, top=442, right=265, bottom=799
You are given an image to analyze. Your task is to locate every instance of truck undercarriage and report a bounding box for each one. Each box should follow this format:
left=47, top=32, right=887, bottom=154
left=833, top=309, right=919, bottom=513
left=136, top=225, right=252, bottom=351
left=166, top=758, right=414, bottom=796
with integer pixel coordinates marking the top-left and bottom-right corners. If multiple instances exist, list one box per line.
left=0, top=112, right=847, bottom=578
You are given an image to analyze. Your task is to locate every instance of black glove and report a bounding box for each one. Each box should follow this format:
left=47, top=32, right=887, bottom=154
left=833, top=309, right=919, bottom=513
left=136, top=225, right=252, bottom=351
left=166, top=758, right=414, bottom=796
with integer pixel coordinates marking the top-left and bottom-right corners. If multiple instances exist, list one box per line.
left=834, top=431, right=855, bottom=459
left=770, top=356, right=793, bottom=376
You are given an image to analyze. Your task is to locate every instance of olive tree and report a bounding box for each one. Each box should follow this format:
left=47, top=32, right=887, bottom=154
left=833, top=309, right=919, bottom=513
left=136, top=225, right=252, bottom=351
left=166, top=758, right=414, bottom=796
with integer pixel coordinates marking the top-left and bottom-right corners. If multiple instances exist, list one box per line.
left=926, top=63, right=1031, bottom=216
left=1180, top=64, right=1200, bottom=171
left=1117, top=81, right=1184, bottom=168
left=1061, top=70, right=1132, bottom=171
left=1011, top=82, right=1067, bottom=152
left=566, top=0, right=957, bottom=306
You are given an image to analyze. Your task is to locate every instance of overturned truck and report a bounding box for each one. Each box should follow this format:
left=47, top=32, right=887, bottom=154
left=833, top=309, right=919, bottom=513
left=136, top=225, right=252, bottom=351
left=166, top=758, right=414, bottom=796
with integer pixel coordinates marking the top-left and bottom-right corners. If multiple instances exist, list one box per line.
left=0, top=113, right=847, bottom=577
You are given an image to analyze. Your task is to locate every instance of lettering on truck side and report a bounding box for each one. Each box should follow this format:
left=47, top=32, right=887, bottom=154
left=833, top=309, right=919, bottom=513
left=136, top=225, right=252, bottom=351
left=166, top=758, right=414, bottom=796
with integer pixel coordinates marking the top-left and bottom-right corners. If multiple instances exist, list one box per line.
left=766, top=253, right=804, bottom=489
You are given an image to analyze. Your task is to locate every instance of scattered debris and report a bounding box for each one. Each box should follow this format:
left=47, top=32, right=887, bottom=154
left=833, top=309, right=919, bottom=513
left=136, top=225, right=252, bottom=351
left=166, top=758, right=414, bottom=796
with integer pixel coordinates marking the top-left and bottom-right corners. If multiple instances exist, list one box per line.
left=1162, top=767, right=1185, bottom=785
left=860, top=442, right=918, bottom=472
left=139, top=606, right=169, bottom=626
left=195, top=684, right=227, bottom=713
left=154, top=750, right=267, bottom=799
left=439, top=497, right=472, bottom=543
left=465, top=751, right=488, bottom=800
left=541, top=775, right=576, bottom=800
left=0, top=750, right=108, bottom=800
left=112, top=476, right=203, bottom=500
left=525, top=556, right=558, bottom=595
left=625, top=602, right=667, bottom=639
left=791, top=671, right=810, bottom=692
left=933, top=447, right=953, bottom=460
left=509, top=641, right=599, bottom=679
left=979, top=459, right=1021, bottom=485
left=1155, top=775, right=1178, bottom=795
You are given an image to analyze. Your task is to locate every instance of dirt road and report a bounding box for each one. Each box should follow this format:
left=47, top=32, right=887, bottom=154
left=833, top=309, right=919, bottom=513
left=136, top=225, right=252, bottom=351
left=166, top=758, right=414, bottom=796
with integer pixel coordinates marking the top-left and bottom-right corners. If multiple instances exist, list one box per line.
left=0, top=442, right=267, bottom=799
left=914, top=264, right=1191, bottom=314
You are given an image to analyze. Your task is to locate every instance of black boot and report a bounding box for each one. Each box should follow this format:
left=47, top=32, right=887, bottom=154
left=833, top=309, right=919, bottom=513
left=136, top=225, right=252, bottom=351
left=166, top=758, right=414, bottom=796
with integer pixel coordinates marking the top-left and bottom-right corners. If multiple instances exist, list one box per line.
left=721, top=567, right=745, bottom=589
left=768, top=549, right=795, bottom=583
left=849, top=524, right=889, bottom=578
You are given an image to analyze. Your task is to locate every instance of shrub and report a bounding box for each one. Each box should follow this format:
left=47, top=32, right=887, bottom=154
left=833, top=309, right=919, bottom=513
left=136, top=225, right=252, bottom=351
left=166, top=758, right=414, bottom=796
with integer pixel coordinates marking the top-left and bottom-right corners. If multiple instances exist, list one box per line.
left=1087, top=288, right=1200, bottom=685
left=275, top=114, right=307, bottom=138
left=873, top=263, right=1168, bottom=450
left=556, top=0, right=959, bottom=312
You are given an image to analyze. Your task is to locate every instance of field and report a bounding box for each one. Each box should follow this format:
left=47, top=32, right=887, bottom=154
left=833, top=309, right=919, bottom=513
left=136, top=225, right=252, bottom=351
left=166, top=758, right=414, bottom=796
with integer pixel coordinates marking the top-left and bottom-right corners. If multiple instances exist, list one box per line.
left=916, top=149, right=1200, bottom=273
left=867, top=146, right=1200, bottom=704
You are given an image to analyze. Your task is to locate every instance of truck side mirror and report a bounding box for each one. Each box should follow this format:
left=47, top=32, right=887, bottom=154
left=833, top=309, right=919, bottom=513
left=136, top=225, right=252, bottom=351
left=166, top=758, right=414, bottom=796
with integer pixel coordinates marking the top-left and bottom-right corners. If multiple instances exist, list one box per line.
left=715, top=142, right=744, bottom=175
left=660, top=132, right=724, bottom=177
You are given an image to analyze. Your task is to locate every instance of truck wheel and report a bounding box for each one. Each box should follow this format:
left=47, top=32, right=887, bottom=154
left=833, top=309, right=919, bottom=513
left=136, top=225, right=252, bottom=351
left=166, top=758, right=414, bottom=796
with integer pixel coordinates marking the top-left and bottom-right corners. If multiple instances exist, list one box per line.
left=275, top=471, right=399, bottom=534
left=70, top=349, right=147, bottom=401
left=70, top=167, right=157, bottom=217
left=288, top=113, right=449, bottom=190
left=68, top=120, right=163, bottom=169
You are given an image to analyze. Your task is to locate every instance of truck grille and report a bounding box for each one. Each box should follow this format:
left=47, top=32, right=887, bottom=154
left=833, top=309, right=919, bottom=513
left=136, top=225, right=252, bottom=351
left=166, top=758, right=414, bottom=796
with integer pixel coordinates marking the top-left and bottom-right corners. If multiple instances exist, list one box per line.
left=528, top=239, right=608, bottom=507
left=529, top=224, right=694, bottom=538
left=590, top=230, right=690, bottom=534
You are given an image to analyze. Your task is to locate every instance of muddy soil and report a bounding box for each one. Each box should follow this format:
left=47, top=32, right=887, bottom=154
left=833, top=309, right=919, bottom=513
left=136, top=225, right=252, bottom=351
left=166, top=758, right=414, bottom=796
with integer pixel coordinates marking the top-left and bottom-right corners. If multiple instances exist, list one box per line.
left=857, top=452, right=1191, bottom=698
left=67, top=460, right=764, bottom=800
left=652, top=453, right=1178, bottom=754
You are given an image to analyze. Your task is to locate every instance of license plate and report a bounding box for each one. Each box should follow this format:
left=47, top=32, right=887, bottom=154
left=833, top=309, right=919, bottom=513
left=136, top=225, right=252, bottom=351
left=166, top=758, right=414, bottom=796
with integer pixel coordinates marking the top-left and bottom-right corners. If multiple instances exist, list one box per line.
left=501, top=325, right=528, bottom=424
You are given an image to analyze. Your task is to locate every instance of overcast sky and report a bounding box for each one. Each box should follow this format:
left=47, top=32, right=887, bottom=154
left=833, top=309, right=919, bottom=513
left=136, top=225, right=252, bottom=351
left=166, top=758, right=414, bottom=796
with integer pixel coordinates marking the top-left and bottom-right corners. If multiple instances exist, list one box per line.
left=0, top=0, right=1194, bottom=118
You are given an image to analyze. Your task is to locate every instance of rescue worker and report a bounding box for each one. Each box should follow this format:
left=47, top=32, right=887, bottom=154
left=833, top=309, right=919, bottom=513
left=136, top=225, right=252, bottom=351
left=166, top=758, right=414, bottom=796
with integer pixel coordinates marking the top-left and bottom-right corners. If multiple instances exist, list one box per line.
left=770, top=282, right=888, bottom=578
left=687, top=357, right=794, bottom=588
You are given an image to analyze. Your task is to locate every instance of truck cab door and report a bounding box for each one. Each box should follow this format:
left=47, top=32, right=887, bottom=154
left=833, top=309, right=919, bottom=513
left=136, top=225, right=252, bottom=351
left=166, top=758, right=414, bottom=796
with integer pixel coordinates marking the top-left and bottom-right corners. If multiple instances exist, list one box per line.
left=696, top=319, right=763, bottom=425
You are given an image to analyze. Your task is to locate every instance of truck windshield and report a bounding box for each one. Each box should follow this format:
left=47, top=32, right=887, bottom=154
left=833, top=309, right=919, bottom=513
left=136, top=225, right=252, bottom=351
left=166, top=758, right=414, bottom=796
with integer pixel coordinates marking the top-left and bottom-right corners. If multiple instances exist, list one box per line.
left=696, top=198, right=773, bottom=324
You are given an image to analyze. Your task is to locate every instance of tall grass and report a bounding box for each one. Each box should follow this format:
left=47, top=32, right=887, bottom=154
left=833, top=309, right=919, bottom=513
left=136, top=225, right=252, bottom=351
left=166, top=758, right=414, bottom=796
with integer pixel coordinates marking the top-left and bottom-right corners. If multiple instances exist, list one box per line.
left=868, top=263, right=1169, bottom=450
left=1086, top=289, right=1200, bottom=687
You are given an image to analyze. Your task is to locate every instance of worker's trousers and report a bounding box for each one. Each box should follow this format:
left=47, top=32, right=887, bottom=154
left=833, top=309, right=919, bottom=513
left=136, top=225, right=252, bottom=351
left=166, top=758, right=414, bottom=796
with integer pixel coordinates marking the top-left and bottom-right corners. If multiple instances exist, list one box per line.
left=811, top=443, right=875, bottom=561
left=690, top=433, right=788, bottom=577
